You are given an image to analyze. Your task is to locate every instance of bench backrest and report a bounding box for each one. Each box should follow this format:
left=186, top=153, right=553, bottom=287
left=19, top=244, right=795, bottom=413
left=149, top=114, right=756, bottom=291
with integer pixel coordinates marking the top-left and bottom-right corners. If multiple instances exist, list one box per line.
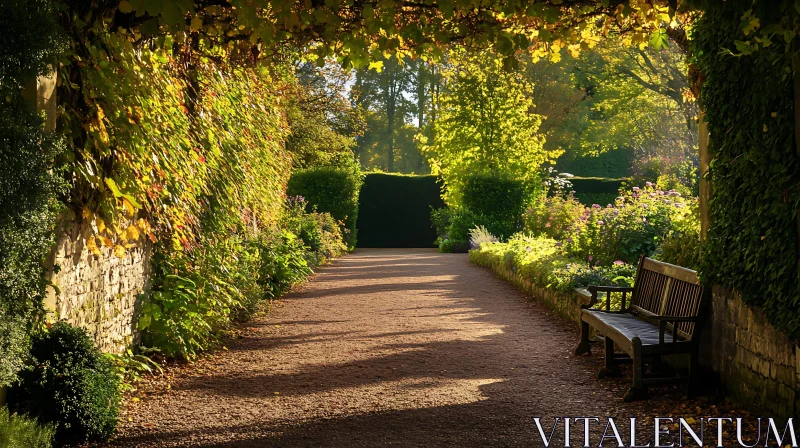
left=630, top=257, right=705, bottom=340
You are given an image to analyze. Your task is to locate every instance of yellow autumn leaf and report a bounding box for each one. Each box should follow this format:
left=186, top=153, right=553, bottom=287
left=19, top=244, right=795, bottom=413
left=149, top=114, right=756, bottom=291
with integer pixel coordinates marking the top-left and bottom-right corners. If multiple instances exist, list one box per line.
left=122, top=198, right=136, bottom=216
left=82, top=207, right=93, bottom=220
left=113, top=245, right=126, bottom=258
left=125, top=225, right=140, bottom=241
left=101, top=236, right=114, bottom=248
left=96, top=217, right=106, bottom=233
left=87, top=236, right=102, bottom=256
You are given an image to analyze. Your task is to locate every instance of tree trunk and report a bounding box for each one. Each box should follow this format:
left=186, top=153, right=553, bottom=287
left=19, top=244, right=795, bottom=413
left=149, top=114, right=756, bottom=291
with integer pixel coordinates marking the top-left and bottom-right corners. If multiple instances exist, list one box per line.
left=416, top=63, right=425, bottom=171
left=386, top=67, right=395, bottom=172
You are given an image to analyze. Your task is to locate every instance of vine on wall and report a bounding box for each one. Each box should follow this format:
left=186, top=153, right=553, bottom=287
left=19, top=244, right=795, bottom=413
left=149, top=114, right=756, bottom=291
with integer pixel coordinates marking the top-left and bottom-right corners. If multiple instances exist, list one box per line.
left=693, top=1, right=800, bottom=339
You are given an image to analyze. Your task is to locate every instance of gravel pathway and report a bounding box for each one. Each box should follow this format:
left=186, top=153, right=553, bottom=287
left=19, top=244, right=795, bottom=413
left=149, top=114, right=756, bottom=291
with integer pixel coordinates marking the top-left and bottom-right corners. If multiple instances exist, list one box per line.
left=109, top=248, right=726, bottom=447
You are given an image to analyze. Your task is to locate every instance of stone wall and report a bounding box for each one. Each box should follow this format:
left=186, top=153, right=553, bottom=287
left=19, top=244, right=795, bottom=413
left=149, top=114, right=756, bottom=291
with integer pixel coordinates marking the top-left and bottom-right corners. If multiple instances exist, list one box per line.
left=45, top=219, right=151, bottom=353
left=706, top=286, right=798, bottom=418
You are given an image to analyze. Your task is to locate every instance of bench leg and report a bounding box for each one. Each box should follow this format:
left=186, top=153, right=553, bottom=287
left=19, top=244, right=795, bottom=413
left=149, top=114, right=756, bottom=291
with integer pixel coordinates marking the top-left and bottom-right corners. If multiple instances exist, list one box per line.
left=623, top=337, right=648, bottom=402
left=597, top=336, right=622, bottom=379
left=574, top=320, right=591, bottom=356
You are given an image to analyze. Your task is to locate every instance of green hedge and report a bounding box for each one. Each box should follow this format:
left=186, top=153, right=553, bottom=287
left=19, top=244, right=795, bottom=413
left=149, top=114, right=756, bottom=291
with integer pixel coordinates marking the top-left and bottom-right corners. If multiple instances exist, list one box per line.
left=461, top=174, right=527, bottom=239
left=356, top=173, right=444, bottom=248
left=286, top=165, right=363, bottom=248
left=693, top=2, right=800, bottom=339
left=569, top=177, right=625, bottom=207
left=556, top=148, right=633, bottom=178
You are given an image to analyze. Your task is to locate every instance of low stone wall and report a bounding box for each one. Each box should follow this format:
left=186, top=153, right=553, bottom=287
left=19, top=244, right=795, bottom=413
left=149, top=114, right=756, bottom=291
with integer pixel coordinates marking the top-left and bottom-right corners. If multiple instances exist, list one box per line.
left=485, top=264, right=588, bottom=326
left=44, top=219, right=151, bottom=353
left=476, top=261, right=800, bottom=419
left=707, top=286, right=798, bottom=418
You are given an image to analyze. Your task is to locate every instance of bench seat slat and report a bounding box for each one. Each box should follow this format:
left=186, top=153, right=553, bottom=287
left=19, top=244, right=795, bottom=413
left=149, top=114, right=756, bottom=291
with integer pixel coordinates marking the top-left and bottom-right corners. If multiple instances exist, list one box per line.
left=581, top=310, right=691, bottom=355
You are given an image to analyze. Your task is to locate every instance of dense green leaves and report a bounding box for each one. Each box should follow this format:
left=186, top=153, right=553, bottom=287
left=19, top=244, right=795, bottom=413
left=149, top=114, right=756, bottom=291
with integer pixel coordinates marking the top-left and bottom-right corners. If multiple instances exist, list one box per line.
left=9, top=322, right=120, bottom=445
left=423, top=51, right=557, bottom=205
left=693, top=2, right=800, bottom=339
left=0, top=0, right=66, bottom=387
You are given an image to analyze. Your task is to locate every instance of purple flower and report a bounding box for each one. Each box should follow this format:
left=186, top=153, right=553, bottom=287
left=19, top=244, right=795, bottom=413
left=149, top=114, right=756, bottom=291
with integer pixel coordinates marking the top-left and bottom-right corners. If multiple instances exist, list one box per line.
left=649, top=192, right=657, bottom=197
left=556, top=242, right=563, bottom=247
left=645, top=181, right=653, bottom=187
left=632, top=187, right=640, bottom=192
left=664, top=200, right=672, bottom=205
left=567, top=237, right=574, bottom=243
left=588, top=255, right=593, bottom=261
left=592, top=204, right=601, bottom=209
left=606, top=204, right=613, bottom=208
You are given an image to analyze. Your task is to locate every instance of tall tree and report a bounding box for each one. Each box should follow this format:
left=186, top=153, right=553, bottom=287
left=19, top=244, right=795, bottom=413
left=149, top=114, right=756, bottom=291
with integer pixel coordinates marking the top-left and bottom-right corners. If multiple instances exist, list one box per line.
left=423, top=51, right=559, bottom=204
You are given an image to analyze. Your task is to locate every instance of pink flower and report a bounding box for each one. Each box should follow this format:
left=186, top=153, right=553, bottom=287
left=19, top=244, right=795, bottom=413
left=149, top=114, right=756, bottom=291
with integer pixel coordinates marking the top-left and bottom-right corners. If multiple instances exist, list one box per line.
left=588, top=255, right=593, bottom=261
left=632, top=187, right=640, bottom=192
left=613, top=260, right=625, bottom=265
left=592, top=204, right=601, bottom=209
left=645, top=182, right=653, bottom=187
left=545, top=222, right=551, bottom=227
left=597, top=220, right=604, bottom=225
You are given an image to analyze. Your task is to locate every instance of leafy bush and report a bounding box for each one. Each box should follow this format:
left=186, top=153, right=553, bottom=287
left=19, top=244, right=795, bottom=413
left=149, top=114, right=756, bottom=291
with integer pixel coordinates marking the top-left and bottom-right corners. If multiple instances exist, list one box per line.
left=523, top=195, right=585, bottom=241
left=0, top=0, right=67, bottom=388
left=469, top=234, right=636, bottom=294
left=283, top=196, right=348, bottom=263
left=431, top=207, right=484, bottom=253
left=0, top=408, right=55, bottom=448
left=139, top=232, right=263, bottom=359
left=286, top=161, right=363, bottom=248
left=9, top=322, right=120, bottom=445
left=139, top=195, right=346, bottom=360
left=461, top=174, right=527, bottom=238
left=561, top=184, right=697, bottom=265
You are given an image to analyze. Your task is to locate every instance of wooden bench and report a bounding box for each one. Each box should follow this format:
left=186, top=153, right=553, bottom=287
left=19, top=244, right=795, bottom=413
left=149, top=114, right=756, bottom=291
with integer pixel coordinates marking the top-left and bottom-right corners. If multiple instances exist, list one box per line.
left=574, top=256, right=710, bottom=402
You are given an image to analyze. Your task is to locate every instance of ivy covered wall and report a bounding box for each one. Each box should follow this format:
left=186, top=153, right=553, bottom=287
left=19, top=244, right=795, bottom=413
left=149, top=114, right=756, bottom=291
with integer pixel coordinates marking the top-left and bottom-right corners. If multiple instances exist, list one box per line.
left=693, top=1, right=800, bottom=340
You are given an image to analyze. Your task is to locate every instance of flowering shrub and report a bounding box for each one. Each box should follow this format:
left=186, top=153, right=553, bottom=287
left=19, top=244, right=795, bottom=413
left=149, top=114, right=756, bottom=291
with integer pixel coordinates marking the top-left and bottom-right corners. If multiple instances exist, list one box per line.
left=527, top=184, right=698, bottom=266
left=523, top=194, right=585, bottom=241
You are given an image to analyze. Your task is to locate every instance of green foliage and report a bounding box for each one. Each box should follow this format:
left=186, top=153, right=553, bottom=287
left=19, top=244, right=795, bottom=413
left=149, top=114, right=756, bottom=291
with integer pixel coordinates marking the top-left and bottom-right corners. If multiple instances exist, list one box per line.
left=524, top=184, right=698, bottom=266
left=523, top=195, right=585, bottom=241
left=282, top=196, right=348, bottom=264
left=693, top=3, right=800, bottom=339
left=556, top=148, right=633, bottom=179
left=286, top=161, right=363, bottom=248
left=0, top=0, right=66, bottom=388
left=356, top=173, right=444, bottom=248
left=569, top=177, right=626, bottom=207
left=0, top=408, right=55, bottom=448
left=423, top=50, right=557, bottom=206
left=139, top=197, right=346, bottom=360
left=9, top=322, right=120, bottom=445
left=469, top=234, right=636, bottom=294
left=461, top=174, right=527, bottom=239
left=431, top=207, right=481, bottom=253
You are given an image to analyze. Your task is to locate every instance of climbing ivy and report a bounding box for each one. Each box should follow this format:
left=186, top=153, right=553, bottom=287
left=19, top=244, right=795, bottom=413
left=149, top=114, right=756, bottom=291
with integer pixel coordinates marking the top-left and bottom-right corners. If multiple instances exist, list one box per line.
left=692, top=1, right=800, bottom=339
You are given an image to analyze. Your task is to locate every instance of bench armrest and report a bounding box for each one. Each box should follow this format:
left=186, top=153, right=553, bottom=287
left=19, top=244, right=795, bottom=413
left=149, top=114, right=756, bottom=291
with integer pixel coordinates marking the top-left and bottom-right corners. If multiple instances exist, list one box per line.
left=654, top=316, right=697, bottom=345
left=587, top=286, right=634, bottom=313
left=587, top=286, right=634, bottom=293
